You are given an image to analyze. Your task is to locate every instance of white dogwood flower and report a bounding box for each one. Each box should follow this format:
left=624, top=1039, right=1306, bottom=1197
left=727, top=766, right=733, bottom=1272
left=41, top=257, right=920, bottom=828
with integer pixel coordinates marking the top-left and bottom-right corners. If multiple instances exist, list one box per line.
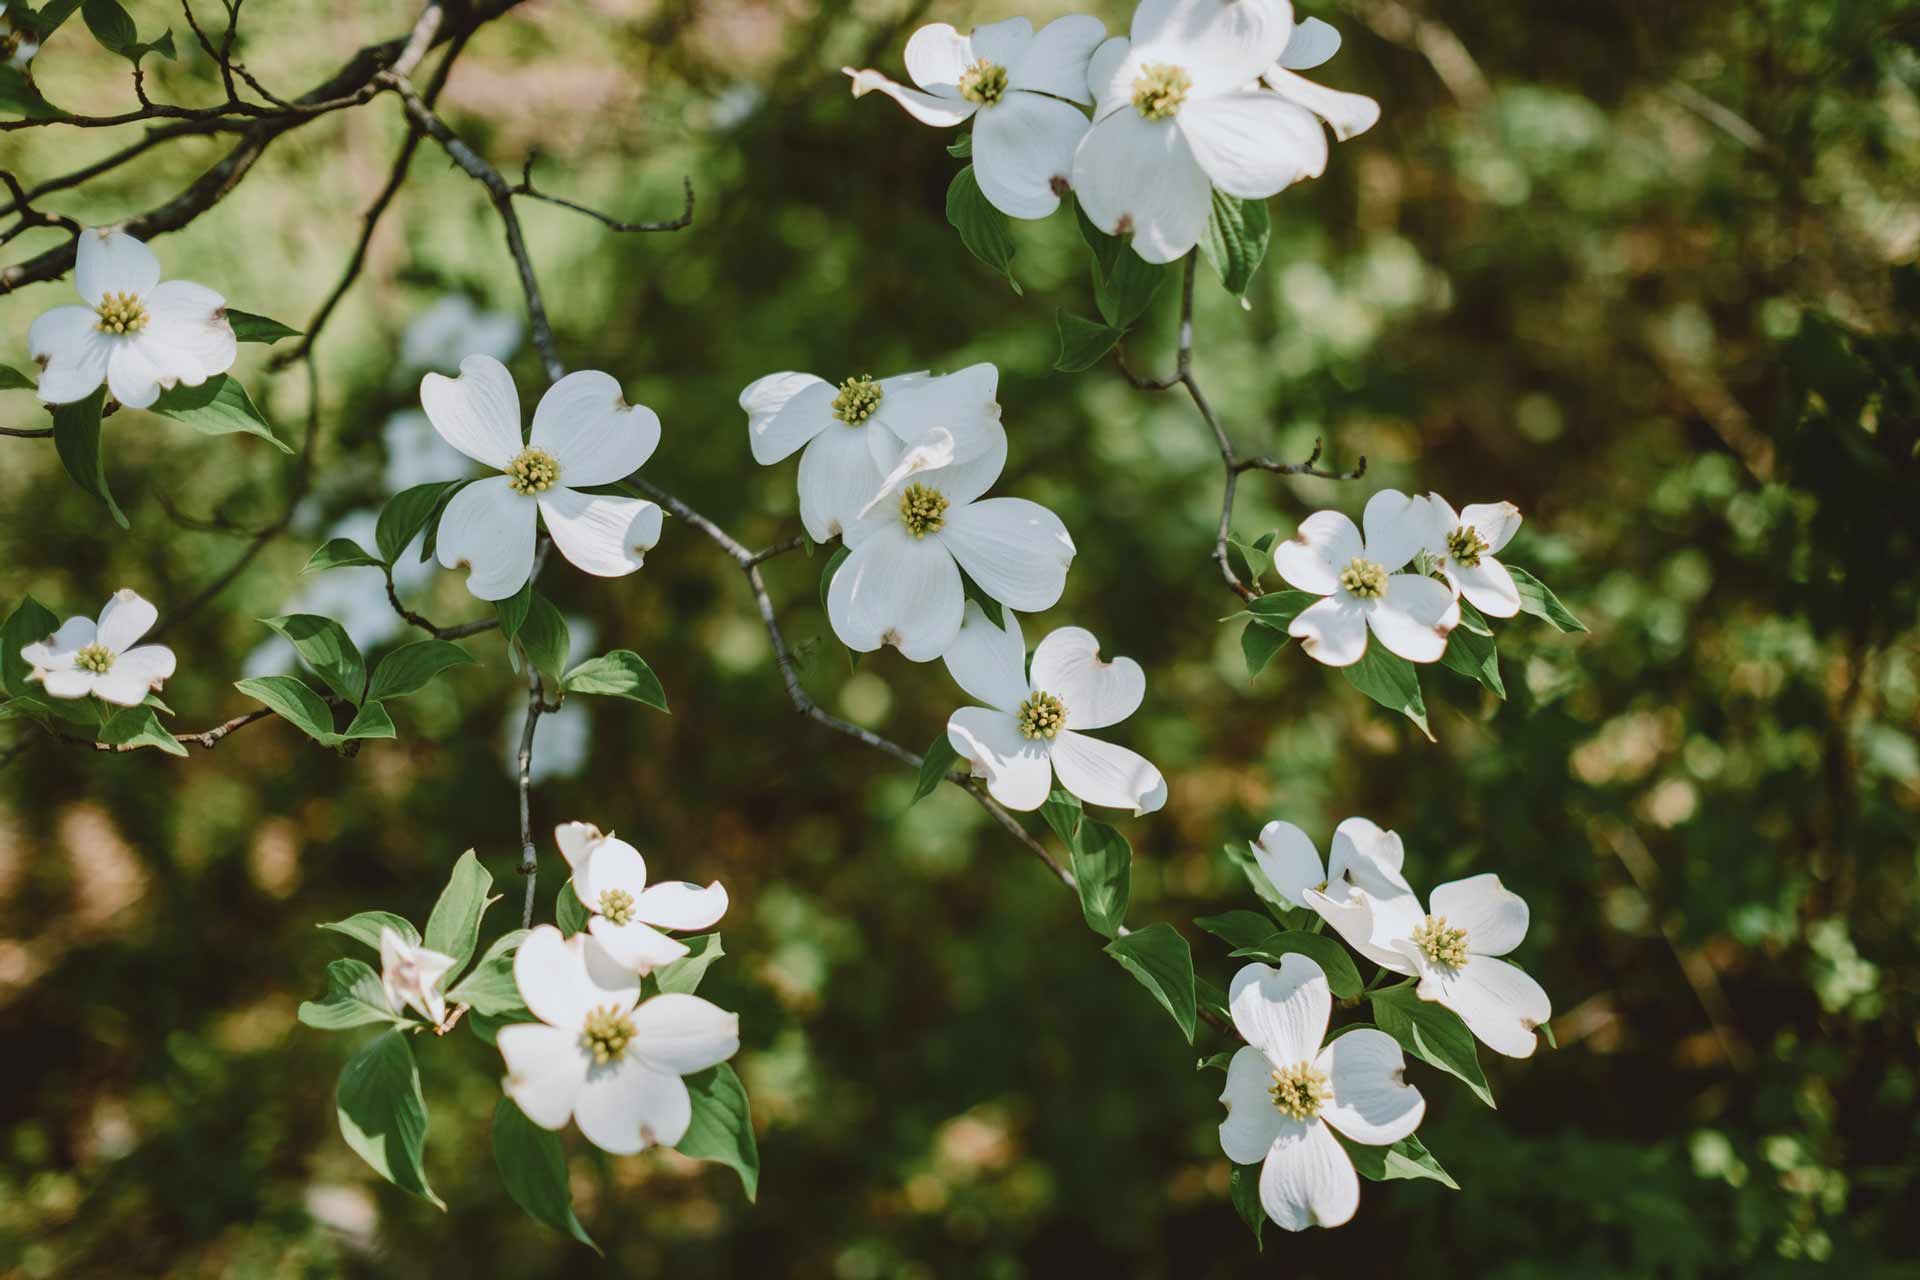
left=498, top=926, right=739, bottom=1155
left=378, top=926, right=456, bottom=1026
left=20, top=588, right=176, bottom=707
left=554, top=822, right=729, bottom=975
left=944, top=603, right=1166, bottom=814
left=1250, top=816, right=1423, bottom=970
left=827, top=423, right=1073, bottom=661
left=1220, top=955, right=1426, bottom=1231
left=422, top=355, right=664, bottom=600
left=1421, top=493, right=1523, bottom=618
left=1384, top=872, right=1552, bottom=1059
left=27, top=228, right=236, bottom=409
left=740, top=363, right=1001, bottom=543
left=1274, top=490, right=1460, bottom=665
left=1258, top=16, right=1381, bottom=145
left=844, top=15, right=1107, bottom=219
left=1073, top=0, right=1330, bottom=263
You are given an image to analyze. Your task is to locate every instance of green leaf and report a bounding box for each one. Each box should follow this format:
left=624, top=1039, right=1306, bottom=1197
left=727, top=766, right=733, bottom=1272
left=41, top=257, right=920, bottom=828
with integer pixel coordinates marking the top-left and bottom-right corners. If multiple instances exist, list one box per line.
left=1370, top=984, right=1496, bottom=1108
left=0, top=65, right=66, bottom=120
left=447, top=929, right=530, bottom=1015
left=1241, top=621, right=1287, bottom=678
left=1052, top=309, right=1126, bottom=374
left=2, top=597, right=60, bottom=698
left=1199, top=191, right=1271, bottom=295
left=297, top=958, right=404, bottom=1030
left=303, top=538, right=384, bottom=573
left=340, top=700, right=396, bottom=741
left=425, top=849, right=493, bottom=974
left=1194, top=910, right=1290, bottom=952
left=1039, top=788, right=1084, bottom=847
left=376, top=481, right=459, bottom=564
left=494, top=579, right=534, bottom=650
left=1076, top=206, right=1169, bottom=329
left=80, top=0, right=171, bottom=62
left=261, top=614, right=366, bottom=705
left=52, top=389, right=127, bottom=529
left=676, top=1063, right=759, bottom=1202
left=1195, top=974, right=1231, bottom=1024
left=945, top=132, right=972, bottom=158
left=817, top=544, right=849, bottom=615
left=1229, top=530, right=1279, bottom=583
left=1070, top=819, right=1132, bottom=940
left=945, top=165, right=1021, bottom=295
left=149, top=375, right=291, bottom=453
left=1338, top=1129, right=1460, bottom=1189
left=1223, top=841, right=1296, bottom=922
left=519, top=594, right=570, bottom=690
left=30, top=0, right=87, bottom=40
left=366, top=640, right=474, bottom=702
left=654, top=933, right=725, bottom=996
left=1341, top=645, right=1433, bottom=740
left=233, top=675, right=337, bottom=744
left=1229, top=1162, right=1265, bottom=1249
left=555, top=880, right=589, bottom=936
left=319, top=911, right=419, bottom=952
left=912, top=731, right=959, bottom=805
left=492, top=1098, right=599, bottom=1252
left=1242, top=589, right=1318, bottom=626
left=956, top=566, right=1006, bottom=629
left=1440, top=601, right=1505, bottom=699
left=227, top=309, right=301, bottom=344
left=96, top=705, right=186, bottom=755
left=1104, top=922, right=1197, bottom=1044
left=1228, top=931, right=1365, bottom=999
left=335, top=1029, right=444, bottom=1209
left=0, top=364, right=35, bottom=391
left=1507, top=565, right=1588, bottom=633
left=562, top=650, right=667, bottom=711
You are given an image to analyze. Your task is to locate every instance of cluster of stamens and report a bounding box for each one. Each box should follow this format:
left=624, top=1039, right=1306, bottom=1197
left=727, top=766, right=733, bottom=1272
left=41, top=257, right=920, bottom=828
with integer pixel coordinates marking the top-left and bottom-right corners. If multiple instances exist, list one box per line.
left=73, top=642, right=116, bottom=674
left=505, top=446, right=560, bottom=495
left=579, top=1004, right=637, bottom=1065
left=957, top=58, right=1008, bottom=106
left=1412, top=914, right=1471, bottom=969
left=598, top=888, right=636, bottom=927
left=1016, top=691, right=1067, bottom=740
left=1338, top=556, right=1388, bottom=598
left=898, top=483, right=948, bottom=538
left=1446, top=525, right=1490, bottom=568
left=1269, top=1062, right=1332, bottom=1121
left=1131, top=63, right=1192, bottom=120
left=94, top=290, right=150, bottom=336
left=831, top=374, right=883, bottom=424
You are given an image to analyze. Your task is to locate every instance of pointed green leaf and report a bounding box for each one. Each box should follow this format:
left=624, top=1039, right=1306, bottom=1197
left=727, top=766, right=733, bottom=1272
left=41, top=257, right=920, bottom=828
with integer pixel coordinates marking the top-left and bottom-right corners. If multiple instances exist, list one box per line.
left=233, top=675, right=337, bottom=744
left=2, top=596, right=60, bottom=698
left=447, top=929, right=530, bottom=1015
left=1039, top=788, right=1084, bottom=847
left=260, top=614, right=365, bottom=705
left=150, top=375, right=291, bottom=452
left=52, top=388, right=127, bottom=529
left=1070, top=818, right=1132, bottom=940
left=96, top=705, right=186, bottom=755
left=494, top=579, right=534, bottom=651
left=519, top=593, right=570, bottom=690
left=1440, top=601, right=1505, bottom=699
left=945, top=165, right=1021, bottom=294
left=298, top=958, right=404, bottom=1030
left=561, top=650, right=667, bottom=711
left=1341, top=645, right=1433, bottom=740
left=366, top=640, right=474, bottom=702
left=304, top=538, right=384, bottom=573
left=1223, top=841, right=1296, bottom=922
left=676, top=1063, right=759, bottom=1201
left=817, top=544, right=849, bottom=615
left=1338, top=1129, right=1460, bottom=1189
left=912, top=731, right=959, bottom=805
left=1369, top=984, right=1496, bottom=1108
left=1507, top=565, right=1588, bottom=633
left=227, top=309, right=301, bottom=344
left=335, top=1029, right=444, bottom=1208
left=340, top=700, right=396, bottom=741
left=1229, top=1162, right=1265, bottom=1249
left=1228, top=930, right=1364, bottom=999
left=492, top=1098, right=599, bottom=1252
left=424, top=849, right=493, bottom=973
left=1053, top=309, right=1126, bottom=373
left=319, top=911, right=419, bottom=952
left=653, top=933, right=725, bottom=996
left=1199, top=191, right=1271, bottom=295
left=0, top=364, right=35, bottom=391
left=1104, top=922, right=1197, bottom=1043
left=555, top=880, right=589, bottom=937
left=376, top=481, right=461, bottom=564
left=1242, top=621, right=1287, bottom=677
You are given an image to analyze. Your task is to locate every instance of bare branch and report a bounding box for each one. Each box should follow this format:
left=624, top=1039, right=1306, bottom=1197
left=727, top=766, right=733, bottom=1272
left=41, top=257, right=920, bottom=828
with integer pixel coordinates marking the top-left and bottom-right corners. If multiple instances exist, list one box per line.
left=512, top=157, right=695, bottom=234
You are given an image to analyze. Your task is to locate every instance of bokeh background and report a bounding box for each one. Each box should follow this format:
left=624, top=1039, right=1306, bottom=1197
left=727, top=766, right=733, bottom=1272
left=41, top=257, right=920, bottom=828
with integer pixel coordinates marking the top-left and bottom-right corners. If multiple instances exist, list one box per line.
left=3, top=0, right=1918, bottom=1275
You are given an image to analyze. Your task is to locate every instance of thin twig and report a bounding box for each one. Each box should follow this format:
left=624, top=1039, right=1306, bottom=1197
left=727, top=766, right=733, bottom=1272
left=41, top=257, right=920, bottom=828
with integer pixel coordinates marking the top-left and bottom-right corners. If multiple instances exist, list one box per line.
left=513, top=157, right=695, bottom=233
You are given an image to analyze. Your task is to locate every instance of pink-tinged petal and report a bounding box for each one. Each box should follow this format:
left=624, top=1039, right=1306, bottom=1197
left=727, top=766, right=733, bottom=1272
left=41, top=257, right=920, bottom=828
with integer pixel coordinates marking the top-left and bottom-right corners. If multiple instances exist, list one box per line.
left=1219, top=1044, right=1286, bottom=1163
left=942, top=601, right=1029, bottom=713
left=538, top=489, right=661, bottom=580
left=574, top=835, right=649, bottom=906
left=143, top=279, right=236, bottom=380
left=1453, top=556, right=1520, bottom=619
left=1048, top=730, right=1167, bottom=814
left=498, top=1023, right=589, bottom=1130
left=1280, top=17, right=1342, bottom=70
left=512, top=926, right=639, bottom=1031
left=28, top=306, right=112, bottom=404
left=1007, top=13, right=1105, bottom=103
left=797, top=423, right=889, bottom=543
left=1288, top=595, right=1368, bottom=667
left=1029, top=626, right=1144, bottom=731
left=1430, top=873, right=1530, bottom=958
left=1252, top=819, right=1325, bottom=909
left=741, top=371, right=834, bottom=465
left=628, top=993, right=740, bottom=1076
left=573, top=1062, right=691, bottom=1154
left=587, top=917, right=689, bottom=974
left=95, top=588, right=157, bottom=653
left=842, top=67, right=977, bottom=127
left=529, top=370, right=660, bottom=485
left=1274, top=509, right=1364, bottom=593
left=1071, top=110, right=1214, bottom=263
left=74, top=228, right=160, bottom=307
left=947, top=705, right=1053, bottom=810
left=553, top=821, right=605, bottom=874
left=1408, top=950, right=1550, bottom=1059
left=1460, top=501, right=1522, bottom=553
left=939, top=497, right=1075, bottom=614
left=1229, top=956, right=1330, bottom=1065
left=105, top=340, right=166, bottom=410
left=1258, top=1118, right=1359, bottom=1231
left=1130, top=0, right=1298, bottom=95
left=1361, top=489, right=1427, bottom=571
left=1261, top=67, right=1379, bottom=141
left=973, top=90, right=1089, bottom=219
left=1365, top=574, right=1458, bottom=664
left=1178, top=91, right=1327, bottom=199
left=904, top=21, right=974, bottom=92
left=1315, top=1027, right=1424, bottom=1145
left=631, top=881, right=729, bottom=932
left=436, top=476, right=538, bottom=600
left=419, top=354, right=523, bottom=470
left=826, top=522, right=966, bottom=661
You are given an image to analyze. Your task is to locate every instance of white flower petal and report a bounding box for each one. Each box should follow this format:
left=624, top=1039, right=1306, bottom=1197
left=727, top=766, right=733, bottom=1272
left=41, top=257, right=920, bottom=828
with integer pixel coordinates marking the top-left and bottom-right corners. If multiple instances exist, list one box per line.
left=826, top=523, right=966, bottom=661
left=857, top=427, right=961, bottom=524
left=628, top=993, right=740, bottom=1076
left=1364, top=574, right=1458, bottom=664
left=842, top=67, right=977, bottom=127
left=574, top=1062, right=691, bottom=1154
left=1029, top=626, right=1143, bottom=731
left=904, top=21, right=974, bottom=92
left=1410, top=952, right=1551, bottom=1059
left=1259, top=1118, right=1359, bottom=1231
left=105, top=340, right=166, bottom=410
left=575, top=836, right=649, bottom=906
left=939, top=497, right=1075, bottom=613
left=27, top=306, right=112, bottom=404
left=1361, top=489, right=1427, bottom=571
left=1086, top=34, right=1133, bottom=117
left=1280, top=17, right=1342, bottom=69
left=1274, top=509, right=1364, bottom=593
left=1453, top=557, right=1520, bottom=619
left=538, top=489, right=661, bottom=580
left=741, top=370, right=834, bottom=465
left=1422, top=492, right=1462, bottom=547
left=553, top=821, right=604, bottom=873
left=586, top=917, right=689, bottom=973
left=1252, top=819, right=1325, bottom=909
left=798, top=422, right=889, bottom=543
left=1131, top=0, right=1298, bottom=95
left=92, top=646, right=175, bottom=706
left=1288, top=594, right=1368, bottom=667
left=879, top=420, right=1008, bottom=513
left=1262, top=67, right=1379, bottom=141
left=36, top=668, right=96, bottom=699
left=1228, top=956, right=1330, bottom=1066
left=419, top=354, right=523, bottom=470
left=870, top=362, right=1001, bottom=459
left=22, top=615, right=94, bottom=670
left=95, top=589, right=157, bottom=653
left=1316, top=1027, right=1424, bottom=1145
left=1048, top=729, right=1166, bottom=814
left=1460, top=501, right=1522, bottom=554
left=1328, top=817, right=1406, bottom=878
left=947, top=705, right=1054, bottom=810
left=1219, top=1044, right=1286, bottom=1163
left=631, top=880, right=729, bottom=932
left=75, top=228, right=160, bottom=307
left=143, top=280, right=237, bottom=381
left=973, top=90, right=1089, bottom=219
left=968, top=16, right=1034, bottom=70
left=1070, top=109, right=1214, bottom=263
left=436, top=476, right=538, bottom=600
left=513, top=926, right=639, bottom=1031
left=942, top=600, right=1029, bottom=713
left=1008, top=13, right=1105, bottom=103
left=530, top=370, right=660, bottom=486
left=1430, top=873, right=1530, bottom=958
left=498, top=1023, right=589, bottom=1130
left=1302, top=884, right=1414, bottom=973
left=1179, top=91, right=1326, bottom=199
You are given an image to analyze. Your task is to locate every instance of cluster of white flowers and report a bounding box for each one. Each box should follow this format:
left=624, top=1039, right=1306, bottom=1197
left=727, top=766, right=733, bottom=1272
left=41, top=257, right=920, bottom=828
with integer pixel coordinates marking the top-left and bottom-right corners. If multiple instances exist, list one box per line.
left=845, top=0, right=1378, bottom=261
left=19, top=588, right=176, bottom=708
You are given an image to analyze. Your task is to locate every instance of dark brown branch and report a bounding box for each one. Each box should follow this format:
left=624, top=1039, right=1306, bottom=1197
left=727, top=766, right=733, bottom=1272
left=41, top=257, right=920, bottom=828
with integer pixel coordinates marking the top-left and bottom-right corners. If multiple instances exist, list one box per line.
left=515, top=657, right=546, bottom=928
left=512, top=157, right=695, bottom=233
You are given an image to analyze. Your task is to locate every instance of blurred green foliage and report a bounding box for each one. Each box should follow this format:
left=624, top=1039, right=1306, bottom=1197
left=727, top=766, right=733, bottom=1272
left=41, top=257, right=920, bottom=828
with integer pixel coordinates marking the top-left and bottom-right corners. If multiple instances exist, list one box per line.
left=2, top=0, right=1918, bottom=1275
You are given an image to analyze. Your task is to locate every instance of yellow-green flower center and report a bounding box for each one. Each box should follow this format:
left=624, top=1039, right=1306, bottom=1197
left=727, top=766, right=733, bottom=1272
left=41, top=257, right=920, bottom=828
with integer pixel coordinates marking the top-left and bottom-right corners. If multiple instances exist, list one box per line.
left=1338, top=557, right=1388, bottom=598
left=505, top=446, right=560, bottom=495
left=899, top=483, right=948, bottom=538
left=1412, top=914, right=1471, bottom=969
left=95, top=291, right=149, bottom=336
left=579, top=1004, right=636, bottom=1065
left=957, top=59, right=1008, bottom=106
left=1016, top=691, right=1067, bottom=740
left=832, top=374, right=883, bottom=425
left=1132, top=63, right=1191, bottom=120
left=598, top=888, right=636, bottom=927
left=1446, top=525, right=1489, bottom=568
left=1269, top=1061, right=1331, bottom=1121
left=73, top=642, right=115, bottom=674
